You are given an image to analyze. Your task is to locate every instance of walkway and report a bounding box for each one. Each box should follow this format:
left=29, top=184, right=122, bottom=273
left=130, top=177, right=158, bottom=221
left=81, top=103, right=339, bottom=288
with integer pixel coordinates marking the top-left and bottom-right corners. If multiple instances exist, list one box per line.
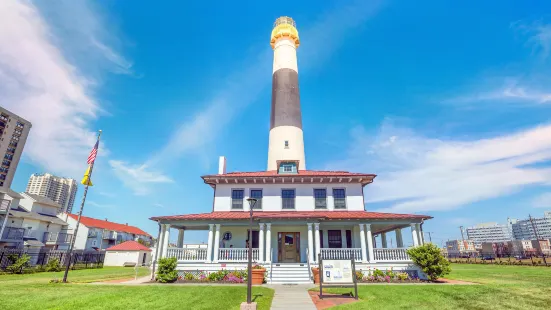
left=267, top=284, right=317, bottom=310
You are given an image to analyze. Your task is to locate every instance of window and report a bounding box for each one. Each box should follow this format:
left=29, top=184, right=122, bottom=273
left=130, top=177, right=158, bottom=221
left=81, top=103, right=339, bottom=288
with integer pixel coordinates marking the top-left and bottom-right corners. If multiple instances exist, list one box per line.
left=281, top=189, right=296, bottom=209
left=328, top=230, right=342, bottom=248
left=284, top=140, right=289, bottom=148
left=333, top=188, right=347, bottom=209
left=279, top=162, right=297, bottom=174
left=250, top=189, right=263, bottom=209
left=314, top=189, right=327, bottom=209
left=231, top=189, right=244, bottom=209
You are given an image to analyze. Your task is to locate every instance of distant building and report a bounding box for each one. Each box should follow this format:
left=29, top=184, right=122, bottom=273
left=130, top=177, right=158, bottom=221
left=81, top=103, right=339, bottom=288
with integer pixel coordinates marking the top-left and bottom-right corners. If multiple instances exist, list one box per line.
left=26, top=173, right=78, bottom=213
left=466, top=222, right=513, bottom=248
left=509, top=212, right=551, bottom=240
left=0, top=107, right=32, bottom=190
left=446, top=239, right=477, bottom=256
left=531, top=239, right=551, bottom=256
left=60, top=213, right=152, bottom=251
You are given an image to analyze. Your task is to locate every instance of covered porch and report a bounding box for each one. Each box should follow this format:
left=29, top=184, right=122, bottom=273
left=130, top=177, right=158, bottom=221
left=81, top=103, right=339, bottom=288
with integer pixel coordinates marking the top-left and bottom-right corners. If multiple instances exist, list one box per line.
left=152, top=212, right=429, bottom=265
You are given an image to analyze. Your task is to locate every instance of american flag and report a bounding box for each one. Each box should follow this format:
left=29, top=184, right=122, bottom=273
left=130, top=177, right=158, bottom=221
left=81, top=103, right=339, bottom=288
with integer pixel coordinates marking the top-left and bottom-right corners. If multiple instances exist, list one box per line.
left=87, top=141, right=99, bottom=164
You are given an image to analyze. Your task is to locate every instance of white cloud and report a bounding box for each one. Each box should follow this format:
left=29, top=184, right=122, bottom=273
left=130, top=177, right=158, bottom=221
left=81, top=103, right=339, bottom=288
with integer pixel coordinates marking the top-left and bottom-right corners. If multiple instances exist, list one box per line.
left=87, top=201, right=115, bottom=209
left=0, top=0, right=128, bottom=179
left=109, top=160, right=173, bottom=196
left=532, top=192, right=551, bottom=209
left=513, top=20, right=551, bottom=60
left=329, top=121, right=551, bottom=213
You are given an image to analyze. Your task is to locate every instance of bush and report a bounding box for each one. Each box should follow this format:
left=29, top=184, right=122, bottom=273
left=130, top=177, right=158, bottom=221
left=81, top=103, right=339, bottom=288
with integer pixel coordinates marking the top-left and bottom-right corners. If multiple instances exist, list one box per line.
left=407, top=243, right=451, bottom=281
left=355, top=271, right=363, bottom=280
left=6, top=254, right=31, bottom=274
left=396, top=272, right=409, bottom=281
left=372, top=269, right=385, bottom=277
left=207, top=270, right=229, bottom=281
left=184, top=273, right=195, bottom=281
left=45, top=258, right=62, bottom=272
left=156, top=257, right=178, bottom=283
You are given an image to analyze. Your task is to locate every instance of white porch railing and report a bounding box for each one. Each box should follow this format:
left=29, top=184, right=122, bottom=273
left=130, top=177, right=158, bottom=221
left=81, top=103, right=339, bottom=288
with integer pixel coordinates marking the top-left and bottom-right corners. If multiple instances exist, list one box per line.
left=167, top=248, right=208, bottom=261
left=321, top=248, right=362, bottom=260
left=374, top=248, right=410, bottom=261
left=218, top=248, right=259, bottom=262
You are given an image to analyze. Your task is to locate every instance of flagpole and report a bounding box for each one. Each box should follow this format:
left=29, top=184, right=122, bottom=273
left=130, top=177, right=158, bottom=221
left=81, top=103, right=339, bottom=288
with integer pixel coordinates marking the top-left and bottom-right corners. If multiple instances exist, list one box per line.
left=63, top=130, right=102, bottom=283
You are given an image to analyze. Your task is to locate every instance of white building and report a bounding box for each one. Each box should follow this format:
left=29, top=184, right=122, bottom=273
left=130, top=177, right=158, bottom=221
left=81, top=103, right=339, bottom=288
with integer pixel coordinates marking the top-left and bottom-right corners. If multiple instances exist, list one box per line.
left=150, top=17, right=432, bottom=284
left=26, top=173, right=78, bottom=214
left=509, top=212, right=551, bottom=240
left=446, top=240, right=477, bottom=256
left=60, top=213, right=152, bottom=251
left=0, top=106, right=32, bottom=190
left=0, top=192, right=71, bottom=250
left=104, top=241, right=152, bottom=267
left=466, top=222, right=513, bottom=248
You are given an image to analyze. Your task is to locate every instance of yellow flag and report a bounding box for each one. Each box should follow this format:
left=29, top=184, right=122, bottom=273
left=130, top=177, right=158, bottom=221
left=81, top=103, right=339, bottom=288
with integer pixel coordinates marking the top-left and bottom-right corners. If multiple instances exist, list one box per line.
left=81, top=165, right=93, bottom=186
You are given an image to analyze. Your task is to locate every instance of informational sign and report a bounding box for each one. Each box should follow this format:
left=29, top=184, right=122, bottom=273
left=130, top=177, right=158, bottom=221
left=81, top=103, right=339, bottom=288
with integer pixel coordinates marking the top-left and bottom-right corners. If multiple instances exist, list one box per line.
left=322, top=260, right=353, bottom=284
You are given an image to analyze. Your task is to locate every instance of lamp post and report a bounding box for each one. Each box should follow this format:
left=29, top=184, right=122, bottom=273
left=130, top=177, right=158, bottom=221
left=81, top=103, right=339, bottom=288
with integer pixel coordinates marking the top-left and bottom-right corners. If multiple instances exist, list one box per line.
left=246, top=198, right=257, bottom=305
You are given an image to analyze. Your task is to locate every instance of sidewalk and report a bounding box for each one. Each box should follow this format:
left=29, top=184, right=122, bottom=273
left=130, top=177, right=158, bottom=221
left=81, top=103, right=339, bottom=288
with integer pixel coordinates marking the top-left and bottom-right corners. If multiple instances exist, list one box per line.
left=267, top=284, right=317, bottom=310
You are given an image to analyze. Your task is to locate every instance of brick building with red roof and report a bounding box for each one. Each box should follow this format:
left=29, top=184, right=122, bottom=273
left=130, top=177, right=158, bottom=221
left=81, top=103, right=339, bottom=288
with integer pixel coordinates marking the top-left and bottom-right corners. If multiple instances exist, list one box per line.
left=150, top=17, right=432, bottom=283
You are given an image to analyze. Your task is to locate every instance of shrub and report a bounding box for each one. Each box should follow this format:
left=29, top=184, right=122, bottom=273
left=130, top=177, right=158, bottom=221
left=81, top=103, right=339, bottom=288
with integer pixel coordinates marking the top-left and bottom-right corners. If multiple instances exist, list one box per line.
left=407, top=243, right=451, bottom=281
left=396, top=272, right=409, bottom=281
left=45, top=258, right=62, bottom=272
left=355, top=271, right=363, bottom=280
left=372, top=269, right=385, bottom=277
left=208, top=270, right=229, bottom=282
left=184, top=273, right=195, bottom=281
left=6, top=254, right=31, bottom=274
left=156, top=257, right=178, bottom=283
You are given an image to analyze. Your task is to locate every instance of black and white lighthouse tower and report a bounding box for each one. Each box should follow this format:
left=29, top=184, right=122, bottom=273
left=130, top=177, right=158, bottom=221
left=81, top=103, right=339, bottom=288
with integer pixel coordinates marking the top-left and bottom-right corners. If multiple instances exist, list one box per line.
left=267, top=16, right=306, bottom=171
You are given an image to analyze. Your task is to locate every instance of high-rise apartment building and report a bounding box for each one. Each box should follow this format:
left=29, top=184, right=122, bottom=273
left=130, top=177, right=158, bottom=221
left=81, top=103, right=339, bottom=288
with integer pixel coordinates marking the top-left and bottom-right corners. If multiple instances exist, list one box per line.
left=0, top=107, right=32, bottom=191
left=466, top=222, right=513, bottom=248
left=26, top=173, right=78, bottom=214
left=509, top=212, right=551, bottom=240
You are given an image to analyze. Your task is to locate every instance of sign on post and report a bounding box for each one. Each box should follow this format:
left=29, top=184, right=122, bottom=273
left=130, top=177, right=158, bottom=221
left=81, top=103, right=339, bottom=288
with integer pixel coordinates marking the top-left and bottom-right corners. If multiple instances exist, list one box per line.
left=319, top=254, right=358, bottom=300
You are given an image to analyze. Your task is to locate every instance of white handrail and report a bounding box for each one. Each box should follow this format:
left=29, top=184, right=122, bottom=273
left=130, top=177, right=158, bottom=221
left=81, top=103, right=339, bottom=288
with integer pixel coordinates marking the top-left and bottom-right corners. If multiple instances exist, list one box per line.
left=321, top=248, right=362, bottom=260
left=218, top=248, right=259, bottom=262
left=373, top=248, right=410, bottom=261
left=166, top=248, right=208, bottom=261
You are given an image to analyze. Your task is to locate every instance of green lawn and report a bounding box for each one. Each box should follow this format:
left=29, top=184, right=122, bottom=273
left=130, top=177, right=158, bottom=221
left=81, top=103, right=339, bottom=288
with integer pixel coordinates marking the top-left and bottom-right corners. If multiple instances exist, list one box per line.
left=315, top=264, right=551, bottom=309
left=0, top=267, right=274, bottom=310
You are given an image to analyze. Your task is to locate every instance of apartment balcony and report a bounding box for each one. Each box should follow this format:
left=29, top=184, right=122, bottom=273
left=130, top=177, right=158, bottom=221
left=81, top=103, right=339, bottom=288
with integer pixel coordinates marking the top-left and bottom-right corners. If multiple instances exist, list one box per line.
left=87, top=231, right=98, bottom=238
left=1, top=227, right=25, bottom=242
left=103, top=231, right=116, bottom=240
left=43, top=232, right=73, bottom=244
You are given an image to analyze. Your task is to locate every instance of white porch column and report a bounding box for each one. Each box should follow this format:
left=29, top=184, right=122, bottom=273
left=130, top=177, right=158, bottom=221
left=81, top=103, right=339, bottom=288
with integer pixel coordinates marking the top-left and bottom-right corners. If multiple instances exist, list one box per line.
left=259, top=223, right=265, bottom=263
left=341, top=229, right=348, bottom=248
left=162, top=224, right=171, bottom=258
left=365, top=224, right=375, bottom=263
left=307, top=223, right=314, bottom=263
left=265, top=223, right=272, bottom=263
left=396, top=228, right=404, bottom=248
left=206, top=224, right=214, bottom=263
left=177, top=229, right=184, bottom=248
left=418, top=224, right=424, bottom=245
left=381, top=232, right=387, bottom=248
left=314, top=223, right=321, bottom=262
left=158, top=224, right=167, bottom=258
left=411, top=223, right=419, bottom=246
left=213, top=224, right=221, bottom=262
left=359, top=224, right=368, bottom=263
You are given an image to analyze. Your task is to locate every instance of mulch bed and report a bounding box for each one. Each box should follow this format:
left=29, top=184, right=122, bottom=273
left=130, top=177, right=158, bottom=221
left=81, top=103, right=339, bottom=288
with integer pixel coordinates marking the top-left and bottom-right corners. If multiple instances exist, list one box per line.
left=176, top=280, right=245, bottom=284
left=309, top=291, right=360, bottom=310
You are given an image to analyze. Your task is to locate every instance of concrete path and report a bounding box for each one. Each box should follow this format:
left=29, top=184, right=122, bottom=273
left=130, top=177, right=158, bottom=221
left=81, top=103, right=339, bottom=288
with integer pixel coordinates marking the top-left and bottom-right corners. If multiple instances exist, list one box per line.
left=267, top=284, right=317, bottom=310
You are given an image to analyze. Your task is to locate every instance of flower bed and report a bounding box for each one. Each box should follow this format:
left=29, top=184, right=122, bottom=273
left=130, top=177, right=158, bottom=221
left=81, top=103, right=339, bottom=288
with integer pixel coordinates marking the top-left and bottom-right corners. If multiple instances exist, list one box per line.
left=355, top=268, right=425, bottom=283
left=176, top=268, right=266, bottom=284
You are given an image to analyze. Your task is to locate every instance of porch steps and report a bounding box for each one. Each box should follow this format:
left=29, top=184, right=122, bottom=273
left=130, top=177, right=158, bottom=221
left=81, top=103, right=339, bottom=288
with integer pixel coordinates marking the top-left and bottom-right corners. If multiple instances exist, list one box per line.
left=268, top=263, right=312, bottom=284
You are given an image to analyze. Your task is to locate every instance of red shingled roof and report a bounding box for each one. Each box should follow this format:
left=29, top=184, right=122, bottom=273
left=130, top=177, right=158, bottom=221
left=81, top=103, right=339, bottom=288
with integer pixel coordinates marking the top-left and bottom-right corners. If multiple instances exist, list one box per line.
left=151, top=211, right=431, bottom=221
left=67, top=214, right=151, bottom=237
left=106, top=241, right=151, bottom=252
left=204, top=170, right=375, bottom=177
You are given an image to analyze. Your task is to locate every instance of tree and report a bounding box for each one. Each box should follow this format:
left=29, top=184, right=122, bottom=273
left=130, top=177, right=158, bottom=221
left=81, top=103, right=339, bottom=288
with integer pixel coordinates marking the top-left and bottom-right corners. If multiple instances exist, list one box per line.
left=156, top=257, right=178, bottom=283
left=407, top=243, right=451, bottom=281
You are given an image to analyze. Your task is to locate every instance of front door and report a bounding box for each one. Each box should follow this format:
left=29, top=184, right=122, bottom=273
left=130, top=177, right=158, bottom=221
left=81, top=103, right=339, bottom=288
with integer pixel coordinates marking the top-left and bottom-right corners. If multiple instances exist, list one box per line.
left=278, top=232, right=300, bottom=263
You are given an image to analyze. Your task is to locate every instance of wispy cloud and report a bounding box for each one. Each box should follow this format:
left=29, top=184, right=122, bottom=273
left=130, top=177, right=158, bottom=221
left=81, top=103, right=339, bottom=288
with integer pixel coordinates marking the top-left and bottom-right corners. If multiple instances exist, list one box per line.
left=532, top=192, right=551, bottom=208
left=328, top=120, right=551, bottom=213
left=87, top=201, right=115, bottom=209
left=109, top=160, right=173, bottom=196
left=0, top=0, right=128, bottom=179
left=115, top=0, right=386, bottom=194
left=513, top=20, right=551, bottom=60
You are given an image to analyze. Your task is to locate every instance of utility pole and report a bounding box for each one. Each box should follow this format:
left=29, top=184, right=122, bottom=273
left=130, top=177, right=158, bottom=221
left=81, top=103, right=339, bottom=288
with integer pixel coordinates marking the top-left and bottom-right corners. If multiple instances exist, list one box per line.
left=459, top=226, right=465, bottom=241
left=529, top=214, right=547, bottom=265
left=425, top=232, right=433, bottom=243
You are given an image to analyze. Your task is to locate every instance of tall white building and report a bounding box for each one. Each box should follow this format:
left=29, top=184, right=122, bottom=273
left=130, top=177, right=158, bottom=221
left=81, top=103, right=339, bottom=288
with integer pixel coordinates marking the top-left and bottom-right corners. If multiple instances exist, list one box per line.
left=0, top=107, right=32, bottom=191
left=509, top=212, right=551, bottom=240
left=466, top=222, right=513, bottom=248
left=26, top=174, right=78, bottom=214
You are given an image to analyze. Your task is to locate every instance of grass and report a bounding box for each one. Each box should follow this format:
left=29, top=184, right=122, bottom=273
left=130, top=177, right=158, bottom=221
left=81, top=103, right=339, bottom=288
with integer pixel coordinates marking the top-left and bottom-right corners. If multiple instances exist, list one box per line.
left=0, top=267, right=274, bottom=310
left=314, top=264, right=551, bottom=309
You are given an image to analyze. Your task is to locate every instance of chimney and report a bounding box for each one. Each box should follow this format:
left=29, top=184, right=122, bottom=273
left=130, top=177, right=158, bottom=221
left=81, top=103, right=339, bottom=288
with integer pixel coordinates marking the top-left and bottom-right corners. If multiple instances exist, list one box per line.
left=105, top=218, right=108, bottom=221
left=125, top=223, right=128, bottom=226
left=218, top=156, right=227, bottom=174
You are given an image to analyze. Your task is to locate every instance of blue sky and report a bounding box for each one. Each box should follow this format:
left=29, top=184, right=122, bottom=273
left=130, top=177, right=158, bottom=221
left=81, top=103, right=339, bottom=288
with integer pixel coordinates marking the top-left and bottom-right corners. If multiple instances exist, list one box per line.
left=2, top=0, right=551, bottom=246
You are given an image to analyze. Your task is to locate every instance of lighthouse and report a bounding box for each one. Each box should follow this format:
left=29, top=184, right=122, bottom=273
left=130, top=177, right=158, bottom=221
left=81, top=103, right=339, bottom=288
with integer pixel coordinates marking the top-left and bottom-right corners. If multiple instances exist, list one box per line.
left=267, top=16, right=306, bottom=171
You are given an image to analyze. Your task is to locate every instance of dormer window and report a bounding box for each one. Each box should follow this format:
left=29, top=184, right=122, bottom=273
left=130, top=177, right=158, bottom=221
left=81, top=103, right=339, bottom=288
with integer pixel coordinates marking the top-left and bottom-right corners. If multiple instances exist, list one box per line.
left=278, top=161, right=297, bottom=174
